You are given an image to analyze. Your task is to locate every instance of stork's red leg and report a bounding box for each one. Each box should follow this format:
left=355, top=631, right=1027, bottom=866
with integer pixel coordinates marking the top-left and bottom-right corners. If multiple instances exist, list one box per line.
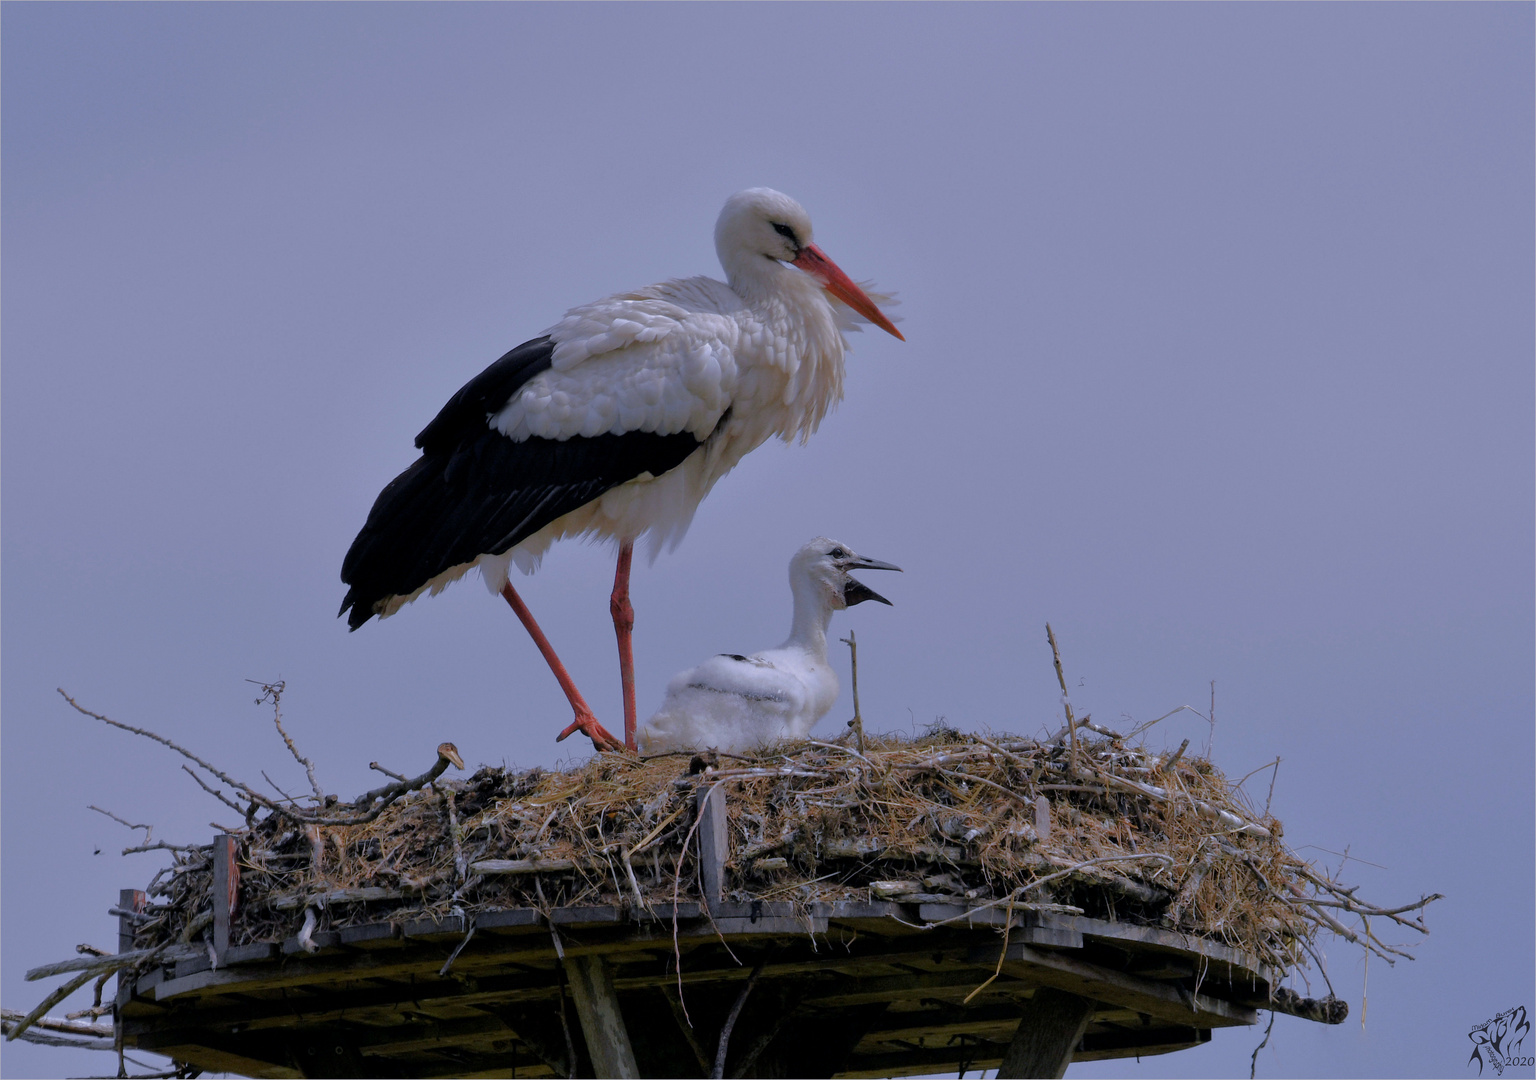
left=500, top=581, right=625, bottom=753
left=610, top=541, right=637, bottom=751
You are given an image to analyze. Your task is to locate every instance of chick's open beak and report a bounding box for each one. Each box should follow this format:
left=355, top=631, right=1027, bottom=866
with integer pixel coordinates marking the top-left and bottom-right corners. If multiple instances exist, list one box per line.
left=841, top=554, right=902, bottom=607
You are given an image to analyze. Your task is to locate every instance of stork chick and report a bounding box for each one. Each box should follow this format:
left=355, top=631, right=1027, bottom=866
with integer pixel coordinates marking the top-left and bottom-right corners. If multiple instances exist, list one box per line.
left=638, top=538, right=900, bottom=754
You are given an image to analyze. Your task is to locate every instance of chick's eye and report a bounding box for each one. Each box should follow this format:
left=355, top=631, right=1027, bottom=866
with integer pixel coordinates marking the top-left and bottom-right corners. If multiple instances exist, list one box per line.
left=830, top=548, right=847, bottom=559
left=771, top=222, right=798, bottom=243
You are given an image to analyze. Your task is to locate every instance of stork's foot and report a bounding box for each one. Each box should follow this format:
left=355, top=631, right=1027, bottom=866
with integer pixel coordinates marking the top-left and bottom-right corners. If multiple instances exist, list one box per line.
left=556, top=712, right=627, bottom=753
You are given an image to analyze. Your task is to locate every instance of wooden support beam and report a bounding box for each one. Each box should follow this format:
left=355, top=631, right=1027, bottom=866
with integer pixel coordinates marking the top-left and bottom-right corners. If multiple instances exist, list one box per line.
left=562, top=953, right=640, bottom=1079
left=212, top=834, right=237, bottom=965
left=996, top=988, right=1095, bottom=1079
left=972, top=940, right=1257, bottom=1028
left=696, top=782, right=727, bottom=911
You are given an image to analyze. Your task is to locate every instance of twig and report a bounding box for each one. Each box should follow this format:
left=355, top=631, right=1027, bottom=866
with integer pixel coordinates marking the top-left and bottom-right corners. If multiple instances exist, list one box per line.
left=840, top=632, right=866, bottom=757
left=60, top=691, right=265, bottom=811
left=921, top=855, right=1173, bottom=928
left=180, top=766, right=247, bottom=817
left=370, top=762, right=408, bottom=782
left=0, top=1013, right=115, bottom=1052
left=1164, top=740, right=1190, bottom=771
left=712, top=960, right=764, bottom=1078
left=1234, top=756, right=1280, bottom=791
left=249, top=679, right=323, bottom=800
left=438, top=916, right=476, bottom=976
left=1, top=1009, right=113, bottom=1040
left=121, top=840, right=199, bottom=856
left=6, top=970, right=99, bottom=1041
left=1249, top=1010, right=1276, bottom=1079
left=87, top=806, right=151, bottom=839
left=963, top=891, right=1017, bottom=1004
left=1208, top=680, right=1217, bottom=756
left=670, top=793, right=712, bottom=1024
left=804, top=738, right=873, bottom=767
left=1126, top=704, right=1209, bottom=739
left=445, top=789, right=466, bottom=883
left=64, top=687, right=462, bottom=829
left=261, top=771, right=303, bottom=806
left=344, top=744, right=466, bottom=824
left=1045, top=623, right=1078, bottom=778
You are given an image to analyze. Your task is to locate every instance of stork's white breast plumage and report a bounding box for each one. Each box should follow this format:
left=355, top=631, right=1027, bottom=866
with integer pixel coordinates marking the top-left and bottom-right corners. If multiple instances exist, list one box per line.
left=339, top=188, right=902, bottom=752
left=638, top=538, right=901, bottom=755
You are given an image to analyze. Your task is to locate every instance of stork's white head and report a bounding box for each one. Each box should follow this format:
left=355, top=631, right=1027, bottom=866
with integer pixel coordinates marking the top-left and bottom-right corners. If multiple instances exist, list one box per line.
left=715, top=188, right=816, bottom=280
left=715, top=189, right=904, bottom=340
left=791, top=536, right=903, bottom=611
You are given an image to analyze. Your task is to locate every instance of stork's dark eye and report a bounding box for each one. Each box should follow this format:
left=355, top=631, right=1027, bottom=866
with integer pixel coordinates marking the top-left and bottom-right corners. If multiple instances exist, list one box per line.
left=829, top=547, right=848, bottom=559
left=771, top=222, right=798, bottom=243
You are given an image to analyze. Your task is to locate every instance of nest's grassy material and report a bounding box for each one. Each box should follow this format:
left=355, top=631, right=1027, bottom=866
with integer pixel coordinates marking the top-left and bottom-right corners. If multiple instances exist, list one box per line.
left=132, top=727, right=1315, bottom=975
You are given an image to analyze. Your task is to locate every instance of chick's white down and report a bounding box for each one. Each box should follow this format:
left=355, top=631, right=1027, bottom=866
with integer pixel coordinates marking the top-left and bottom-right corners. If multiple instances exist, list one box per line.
left=638, top=537, right=900, bottom=754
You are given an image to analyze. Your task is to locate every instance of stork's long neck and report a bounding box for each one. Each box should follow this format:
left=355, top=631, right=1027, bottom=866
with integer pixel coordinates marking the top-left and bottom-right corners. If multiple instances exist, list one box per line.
left=784, top=576, right=837, bottom=660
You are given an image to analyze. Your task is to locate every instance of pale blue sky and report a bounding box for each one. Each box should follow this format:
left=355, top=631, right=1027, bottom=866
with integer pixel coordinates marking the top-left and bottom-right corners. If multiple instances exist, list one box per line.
left=4, top=5, right=1531, bottom=1077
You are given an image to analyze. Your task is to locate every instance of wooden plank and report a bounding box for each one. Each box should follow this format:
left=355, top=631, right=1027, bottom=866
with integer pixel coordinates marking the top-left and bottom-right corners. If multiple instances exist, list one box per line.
left=706, top=916, right=827, bottom=936
left=973, top=941, right=1258, bottom=1029
left=1075, top=1024, right=1208, bottom=1061
left=707, top=899, right=797, bottom=920
left=403, top=914, right=467, bottom=940
left=212, top=834, right=236, bottom=964
left=282, top=931, right=341, bottom=955
left=116, top=888, right=146, bottom=1012
left=643, top=902, right=702, bottom=920
left=142, top=923, right=961, bottom=1003
left=842, top=1024, right=1208, bottom=1077
left=917, top=905, right=1084, bottom=948
left=803, top=968, right=1019, bottom=1007
left=549, top=906, right=626, bottom=928
left=1047, top=912, right=1272, bottom=986
left=476, top=907, right=544, bottom=933
left=562, top=953, right=640, bottom=1079
left=338, top=922, right=402, bottom=948
left=269, top=886, right=403, bottom=911
left=351, top=1014, right=511, bottom=1054
left=696, top=782, right=727, bottom=910
left=814, top=899, right=931, bottom=935
left=996, top=987, right=1095, bottom=1079
left=172, top=942, right=279, bottom=979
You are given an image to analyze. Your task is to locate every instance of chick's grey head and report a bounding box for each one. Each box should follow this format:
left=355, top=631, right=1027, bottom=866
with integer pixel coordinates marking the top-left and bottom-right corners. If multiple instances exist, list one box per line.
left=792, top=536, right=902, bottom=610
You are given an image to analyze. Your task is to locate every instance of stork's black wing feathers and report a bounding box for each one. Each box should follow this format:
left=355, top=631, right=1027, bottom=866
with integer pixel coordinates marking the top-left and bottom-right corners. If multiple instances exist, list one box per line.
left=414, top=336, right=555, bottom=454
left=339, top=334, right=701, bottom=629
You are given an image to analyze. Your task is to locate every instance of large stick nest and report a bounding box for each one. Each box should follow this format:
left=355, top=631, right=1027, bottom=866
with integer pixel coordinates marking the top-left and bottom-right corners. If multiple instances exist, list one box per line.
left=129, top=725, right=1326, bottom=976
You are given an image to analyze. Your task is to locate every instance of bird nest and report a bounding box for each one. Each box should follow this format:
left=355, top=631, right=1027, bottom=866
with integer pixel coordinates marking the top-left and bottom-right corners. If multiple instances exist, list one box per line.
left=125, top=723, right=1340, bottom=977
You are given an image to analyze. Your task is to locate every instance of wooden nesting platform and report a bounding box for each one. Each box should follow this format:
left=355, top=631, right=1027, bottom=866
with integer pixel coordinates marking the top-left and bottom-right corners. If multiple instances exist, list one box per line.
left=103, top=756, right=1354, bottom=1079
left=114, top=882, right=1319, bottom=1078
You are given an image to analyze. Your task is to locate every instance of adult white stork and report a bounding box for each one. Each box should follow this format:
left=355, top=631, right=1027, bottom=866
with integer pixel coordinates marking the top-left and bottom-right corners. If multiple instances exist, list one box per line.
left=638, top=537, right=901, bottom=755
left=340, top=188, right=903, bottom=753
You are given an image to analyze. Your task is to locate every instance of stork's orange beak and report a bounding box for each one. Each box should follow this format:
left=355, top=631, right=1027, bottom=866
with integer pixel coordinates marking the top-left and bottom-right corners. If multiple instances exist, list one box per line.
left=792, top=244, right=905, bottom=341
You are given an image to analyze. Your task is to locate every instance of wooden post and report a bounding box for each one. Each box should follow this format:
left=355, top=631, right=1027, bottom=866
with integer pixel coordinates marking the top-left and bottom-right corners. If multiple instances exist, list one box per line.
left=696, top=783, right=727, bottom=912
left=211, top=834, right=238, bottom=965
left=116, top=888, right=146, bottom=1010
left=562, top=953, right=640, bottom=1079
left=996, top=987, right=1096, bottom=1079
